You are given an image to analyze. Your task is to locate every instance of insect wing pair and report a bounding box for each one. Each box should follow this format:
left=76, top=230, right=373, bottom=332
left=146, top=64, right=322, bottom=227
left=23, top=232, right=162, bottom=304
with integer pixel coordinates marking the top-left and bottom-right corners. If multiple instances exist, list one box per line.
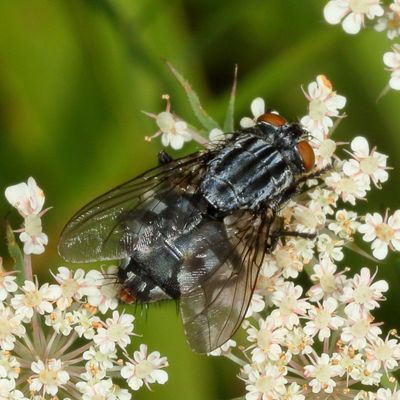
left=58, top=116, right=315, bottom=353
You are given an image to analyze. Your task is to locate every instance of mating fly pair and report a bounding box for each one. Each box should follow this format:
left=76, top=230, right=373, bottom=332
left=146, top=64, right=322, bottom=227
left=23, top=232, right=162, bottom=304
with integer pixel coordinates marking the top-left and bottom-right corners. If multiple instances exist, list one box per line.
left=58, top=111, right=318, bottom=353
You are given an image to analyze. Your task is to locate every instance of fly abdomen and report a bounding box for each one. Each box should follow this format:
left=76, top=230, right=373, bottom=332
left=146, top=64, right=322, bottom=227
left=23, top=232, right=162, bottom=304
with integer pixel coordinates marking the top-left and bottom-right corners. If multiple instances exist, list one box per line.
left=117, top=191, right=235, bottom=303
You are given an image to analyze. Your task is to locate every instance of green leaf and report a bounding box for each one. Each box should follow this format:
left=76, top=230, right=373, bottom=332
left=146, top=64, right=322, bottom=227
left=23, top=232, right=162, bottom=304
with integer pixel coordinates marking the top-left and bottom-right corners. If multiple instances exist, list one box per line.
left=166, top=61, right=220, bottom=132
left=223, top=65, right=238, bottom=132
left=6, top=222, right=25, bottom=285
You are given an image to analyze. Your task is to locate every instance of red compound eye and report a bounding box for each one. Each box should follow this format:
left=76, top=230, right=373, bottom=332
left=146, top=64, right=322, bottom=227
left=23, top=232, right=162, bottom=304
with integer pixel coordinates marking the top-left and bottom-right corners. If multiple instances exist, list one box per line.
left=257, top=112, right=287, bottom=127
left=297, top=140, right=315, bottom=171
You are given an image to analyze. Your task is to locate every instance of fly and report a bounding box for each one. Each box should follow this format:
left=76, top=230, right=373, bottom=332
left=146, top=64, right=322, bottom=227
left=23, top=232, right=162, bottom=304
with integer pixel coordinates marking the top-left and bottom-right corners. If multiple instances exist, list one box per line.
left=58, top=112, right=318, bottom=353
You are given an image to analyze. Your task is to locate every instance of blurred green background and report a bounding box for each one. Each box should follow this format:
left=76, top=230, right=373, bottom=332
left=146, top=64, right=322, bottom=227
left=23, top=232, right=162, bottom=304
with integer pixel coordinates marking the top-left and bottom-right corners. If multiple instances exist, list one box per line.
left=1, top=0, right=400, bottom=399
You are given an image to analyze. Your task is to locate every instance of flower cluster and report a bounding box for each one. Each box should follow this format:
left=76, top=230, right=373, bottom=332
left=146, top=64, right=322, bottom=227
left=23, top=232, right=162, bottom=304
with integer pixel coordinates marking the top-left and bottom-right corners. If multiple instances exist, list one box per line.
left=323, top=0, right=400, bottom=91
left=1, top=184, right=168, bottom=399
left=146, top=73, right=399, bottom=398
left=0, top=263, right=168, bottom=399
left=3, top=69, right=398, bottom=398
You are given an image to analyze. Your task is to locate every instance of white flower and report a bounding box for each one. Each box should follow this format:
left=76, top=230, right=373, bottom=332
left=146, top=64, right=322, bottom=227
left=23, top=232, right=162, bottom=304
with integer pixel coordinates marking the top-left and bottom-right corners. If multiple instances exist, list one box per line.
left=121, top=344, right=168, bottom=391
left=44, top=309, right=75, bottom=335
left=308, top=187, right=338, bottom=215
left=308, top=257, right=348, bottom=302
left=365, top=336, right=400, bottom=372
left=304, top=353, right=341, bottom=394
left=384, top=44, right=400, bottom=90
left=5, top=177, right=44, bottom=217
left=208, top=339, right=236, bottom=356
left=358, top=211, right=400, bottom=259
left=325, top=171, right=370, bottom=205
left=240, top=97, right=265, bottom=128
left=328, top=209, right=360, bottom=239
left=30, top=359, right=70, bottom=396
left=0, top=267, right=18, bottom=301
left=285, top=327, right=314, bottom=356
left=156, top=111, right=192, bottom=150
left=76, top=378, right=114, bottom=400
left=343, top=136, right=389, bottom=187
left=19, top=215, right=48, bottom=255
left=0, top=379, right=26, bottom=400
left=341, top=315, right=382, bottom=349
left=245, top=293, right=266, bottom=318
left=85, top=267, right=119, bottom=314
left=300, top=75, right=346, bottom=140
left=244, top=363, right=287, bottom=399
left=246, top=316, right=287, bottom=363
left=324, top=0, right=384, bottom=34
left=272, top=243, right=304, bottom=279
left=208, top=128, right=226, bottom=142
left=317, top=233, right=344, bottom=261
left=391, top=0, right=400, bottom=13
left=341, top=267, right=388, bottom=318
left=0, top=307, right=25, bottom=351
left=74, top=308, right=101, bottom=339
left=312, top=138, right=338, bottom=168
left=11, top=281, right=60, bottom=322
left=293, top=202, right=326, bottom=233
left=375, top=10, right=400, bottom=39
left=53, top=267, right=99, bottom=310
left=376, top=387, right=400, bottom=400
left=93, top=311, right=135, bottom=353
left=271, top=282, right=310, bottom=329
left=282, top=382, right=305, bottom=400
left=304, top=298, right=344, bottom=341
left=83, top=346, right=117, bottom=371
left=0, top=353, right=20, bottom=380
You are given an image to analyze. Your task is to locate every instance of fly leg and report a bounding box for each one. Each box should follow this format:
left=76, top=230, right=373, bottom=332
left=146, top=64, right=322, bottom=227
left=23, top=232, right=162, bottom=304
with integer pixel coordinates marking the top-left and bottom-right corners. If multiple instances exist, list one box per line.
left=158, top=150, right=173, bottom=165
left=266, top=229, right=316, bottom=253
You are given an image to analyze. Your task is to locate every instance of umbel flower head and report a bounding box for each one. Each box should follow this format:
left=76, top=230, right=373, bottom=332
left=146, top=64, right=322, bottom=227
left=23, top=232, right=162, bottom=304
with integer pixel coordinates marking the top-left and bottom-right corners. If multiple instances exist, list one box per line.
left=0, top=264, right=169, bottom=399
left=142, top=70, right=399, bottom=399
left=1, top=183, right=169, bottom=399
left=3, top=67, right=400, bottom=399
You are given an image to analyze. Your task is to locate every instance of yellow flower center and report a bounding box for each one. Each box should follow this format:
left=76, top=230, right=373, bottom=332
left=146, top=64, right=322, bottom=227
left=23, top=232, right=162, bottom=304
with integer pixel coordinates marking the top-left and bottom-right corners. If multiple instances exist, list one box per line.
left=255, top=375, right=275, bottom=393
left=309, top=99, right=328, bottom=121
left=360, top=156, right=379, bottom=175
left=0, top=318, right=12, bottom=339
left=39, top=368, right=58, bottom=385
left=61, top=278, right=79, bottom=298
left=24, top=215, right=42, bottom=237
left=257, top=329, right=272, bottom=350
left=375, top=223, right=394, bottom=243
left=135, top=360, right=154, bottom=379
left=349, top=0, right=371, bottom=14
left=25, top=290, right=42, bottom=307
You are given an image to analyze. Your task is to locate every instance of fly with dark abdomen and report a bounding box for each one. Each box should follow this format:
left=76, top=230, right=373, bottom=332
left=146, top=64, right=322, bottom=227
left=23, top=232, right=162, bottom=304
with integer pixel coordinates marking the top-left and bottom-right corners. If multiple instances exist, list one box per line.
left=58, top=112, right=317, bottom=353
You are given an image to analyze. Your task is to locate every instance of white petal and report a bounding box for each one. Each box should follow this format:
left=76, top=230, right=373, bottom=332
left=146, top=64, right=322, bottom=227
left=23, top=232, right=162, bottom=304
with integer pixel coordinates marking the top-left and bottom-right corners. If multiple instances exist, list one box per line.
left=161, top=133, right=170, bottom=147
left=153, top=369, right=168, bottom=384
left=389, top=75, right=400, bottom=90
left=239, top=117, right=255, bottom=128
left=343, top=159, right=360, bottom=176
left=156, top=112, right=175, bottom=133
left=325, top=94, right=346, bottom=110
left=351, top=136, right=370, bottom=156
left=372, top=239, right=388, bottom=260
left=4, top=183, right=29, bottom=209
left=250, top=97, right=265, bottom=118
left=342, top=12, right=363, bottom=34
left=383, top=51, right=400, bottom=68
left=324, top=1, right=349, bottom=24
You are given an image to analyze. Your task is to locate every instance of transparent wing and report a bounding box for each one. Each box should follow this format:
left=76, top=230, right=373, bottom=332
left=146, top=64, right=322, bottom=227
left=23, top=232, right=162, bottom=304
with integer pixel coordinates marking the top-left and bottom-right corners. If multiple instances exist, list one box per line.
left=179, top=212, right=271, bottom=353
left=58, top=152, right=209, bottom=263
